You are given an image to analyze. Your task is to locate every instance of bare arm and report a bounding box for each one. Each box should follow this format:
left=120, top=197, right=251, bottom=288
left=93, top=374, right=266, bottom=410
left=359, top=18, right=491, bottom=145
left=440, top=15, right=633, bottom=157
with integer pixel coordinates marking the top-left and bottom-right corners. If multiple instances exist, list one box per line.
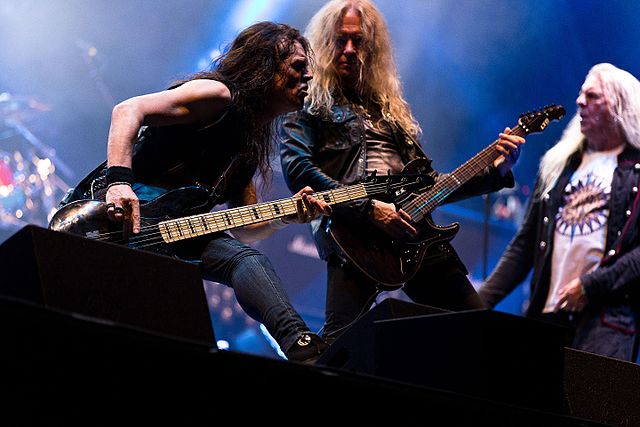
left=105, top=79, right=232, bottom=232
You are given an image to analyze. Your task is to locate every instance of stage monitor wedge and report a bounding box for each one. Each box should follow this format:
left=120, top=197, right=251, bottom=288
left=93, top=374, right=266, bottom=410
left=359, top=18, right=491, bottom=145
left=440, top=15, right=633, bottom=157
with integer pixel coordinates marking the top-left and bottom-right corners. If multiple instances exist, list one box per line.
left=0, top=225, right=215, bottom=346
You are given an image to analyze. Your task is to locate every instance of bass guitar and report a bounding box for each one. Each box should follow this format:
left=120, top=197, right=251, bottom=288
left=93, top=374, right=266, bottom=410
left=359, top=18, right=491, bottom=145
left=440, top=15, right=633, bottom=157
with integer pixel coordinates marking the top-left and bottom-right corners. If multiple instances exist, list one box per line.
left=328, top=104, right=566, bottom=288
left=49, top=173, right=430, bottom=260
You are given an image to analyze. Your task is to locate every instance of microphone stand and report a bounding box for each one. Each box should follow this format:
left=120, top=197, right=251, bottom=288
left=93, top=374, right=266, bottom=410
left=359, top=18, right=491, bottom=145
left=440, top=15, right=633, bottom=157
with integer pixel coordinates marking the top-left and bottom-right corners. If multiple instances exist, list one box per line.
left=76, top=39, right=116, bottom=110
left=482, top=193, right=490, bottom=280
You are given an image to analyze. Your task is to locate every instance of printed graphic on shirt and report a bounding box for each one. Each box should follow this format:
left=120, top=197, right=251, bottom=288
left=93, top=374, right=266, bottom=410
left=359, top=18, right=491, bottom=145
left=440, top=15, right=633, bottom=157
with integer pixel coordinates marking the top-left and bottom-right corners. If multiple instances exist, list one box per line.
left=555, top=172, right=609, bottom=240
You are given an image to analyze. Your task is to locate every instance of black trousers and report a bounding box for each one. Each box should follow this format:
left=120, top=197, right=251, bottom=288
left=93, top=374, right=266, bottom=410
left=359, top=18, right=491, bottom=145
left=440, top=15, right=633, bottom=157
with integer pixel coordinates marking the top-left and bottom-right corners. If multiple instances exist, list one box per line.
left=323, top=251, right=484, bottom=340
left=540, top=308, right=639, bottom=362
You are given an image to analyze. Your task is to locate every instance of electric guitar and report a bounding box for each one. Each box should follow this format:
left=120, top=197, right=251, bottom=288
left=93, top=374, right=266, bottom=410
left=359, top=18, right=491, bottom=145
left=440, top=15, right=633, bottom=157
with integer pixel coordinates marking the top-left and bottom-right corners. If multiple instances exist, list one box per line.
left=328, top=104, right=566, bottom=289
left=48, top=173, right=430, bottom=260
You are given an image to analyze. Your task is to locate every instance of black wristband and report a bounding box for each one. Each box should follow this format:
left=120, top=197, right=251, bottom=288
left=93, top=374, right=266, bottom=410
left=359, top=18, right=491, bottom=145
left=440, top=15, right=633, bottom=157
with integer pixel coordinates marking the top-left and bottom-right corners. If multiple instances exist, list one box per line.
left=105, top=166, right=134, bottom=185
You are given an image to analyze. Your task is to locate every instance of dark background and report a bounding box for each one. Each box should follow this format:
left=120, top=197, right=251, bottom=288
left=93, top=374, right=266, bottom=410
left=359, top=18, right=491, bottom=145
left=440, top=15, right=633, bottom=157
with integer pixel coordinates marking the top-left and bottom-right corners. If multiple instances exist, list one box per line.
left=1, top=0, right=638, bottom=358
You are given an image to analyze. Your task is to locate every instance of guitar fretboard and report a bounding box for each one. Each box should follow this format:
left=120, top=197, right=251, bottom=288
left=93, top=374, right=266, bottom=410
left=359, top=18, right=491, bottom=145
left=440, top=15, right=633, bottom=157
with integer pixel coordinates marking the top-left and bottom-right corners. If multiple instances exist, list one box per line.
left=158, top=184, right=368, bottom=243
left=406, top=125, right=526, bottom=221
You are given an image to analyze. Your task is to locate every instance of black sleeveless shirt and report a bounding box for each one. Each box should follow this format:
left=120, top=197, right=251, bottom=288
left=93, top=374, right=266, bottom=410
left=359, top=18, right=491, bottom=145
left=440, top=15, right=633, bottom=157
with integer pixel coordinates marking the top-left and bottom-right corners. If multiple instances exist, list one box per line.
left=131, top=106, right=258, bottom=206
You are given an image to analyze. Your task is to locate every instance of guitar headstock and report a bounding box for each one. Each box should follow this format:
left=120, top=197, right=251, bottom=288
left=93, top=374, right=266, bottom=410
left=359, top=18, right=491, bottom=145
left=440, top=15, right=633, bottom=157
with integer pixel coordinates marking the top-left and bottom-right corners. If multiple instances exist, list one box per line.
left=518, top=104, right=566, bottom=135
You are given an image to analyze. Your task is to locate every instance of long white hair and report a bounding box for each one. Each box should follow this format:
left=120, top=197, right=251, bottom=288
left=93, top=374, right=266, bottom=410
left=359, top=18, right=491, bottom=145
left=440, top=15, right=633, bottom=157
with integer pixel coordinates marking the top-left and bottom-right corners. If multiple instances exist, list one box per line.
left=537, top=63, right=640, bottom=198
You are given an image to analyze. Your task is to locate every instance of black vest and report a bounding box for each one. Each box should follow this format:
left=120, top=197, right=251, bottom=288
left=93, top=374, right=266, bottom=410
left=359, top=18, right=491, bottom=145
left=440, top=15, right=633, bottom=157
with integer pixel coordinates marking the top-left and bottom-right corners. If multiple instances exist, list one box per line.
left=63, top=106, right=257, bottom=207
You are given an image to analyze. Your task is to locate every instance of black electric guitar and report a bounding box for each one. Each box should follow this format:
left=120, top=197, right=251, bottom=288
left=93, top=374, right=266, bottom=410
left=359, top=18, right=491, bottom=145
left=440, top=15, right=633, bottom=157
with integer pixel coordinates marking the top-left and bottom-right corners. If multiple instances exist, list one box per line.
left=48, top=173, right=430, bottom=260
left=328, top=104, right=566, bottom=289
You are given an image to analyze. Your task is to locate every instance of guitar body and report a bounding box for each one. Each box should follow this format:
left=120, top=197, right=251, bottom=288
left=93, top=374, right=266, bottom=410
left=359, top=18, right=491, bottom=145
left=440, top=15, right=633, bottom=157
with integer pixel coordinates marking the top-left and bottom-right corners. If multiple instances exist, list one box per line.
left=329, top=157, right=460, bottom=288
left=329, top=198, right=460, bottom=289
left=327, top=105, right=567, bottom=288
left=49, top=186, right=212, bottom=259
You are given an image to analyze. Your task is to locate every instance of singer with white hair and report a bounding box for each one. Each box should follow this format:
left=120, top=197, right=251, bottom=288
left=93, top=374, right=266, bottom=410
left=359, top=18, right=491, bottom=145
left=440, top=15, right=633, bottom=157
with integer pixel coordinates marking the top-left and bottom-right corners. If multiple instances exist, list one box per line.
left=479, top=63, right=640, bottom=361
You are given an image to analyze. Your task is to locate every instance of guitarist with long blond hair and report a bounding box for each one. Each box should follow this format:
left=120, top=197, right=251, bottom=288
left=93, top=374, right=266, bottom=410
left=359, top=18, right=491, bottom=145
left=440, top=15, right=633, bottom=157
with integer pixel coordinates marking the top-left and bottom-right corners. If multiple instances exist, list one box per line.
left=279, top=0, right=525, bottom=344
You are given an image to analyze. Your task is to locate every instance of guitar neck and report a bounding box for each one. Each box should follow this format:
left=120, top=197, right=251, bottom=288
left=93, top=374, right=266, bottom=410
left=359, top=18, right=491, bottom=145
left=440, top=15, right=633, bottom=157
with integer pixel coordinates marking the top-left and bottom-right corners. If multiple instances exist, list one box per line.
left=408, top=124, right=526, bottom=217
left=158, top=183, right=369, bottom=243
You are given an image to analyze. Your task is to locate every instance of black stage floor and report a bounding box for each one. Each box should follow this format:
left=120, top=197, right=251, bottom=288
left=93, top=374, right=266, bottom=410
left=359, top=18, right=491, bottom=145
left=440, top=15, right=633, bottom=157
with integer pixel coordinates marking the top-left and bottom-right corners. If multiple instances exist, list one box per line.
left=0, top=296, right=623, bottom=427
left=1, top=225, right=636, bottom=426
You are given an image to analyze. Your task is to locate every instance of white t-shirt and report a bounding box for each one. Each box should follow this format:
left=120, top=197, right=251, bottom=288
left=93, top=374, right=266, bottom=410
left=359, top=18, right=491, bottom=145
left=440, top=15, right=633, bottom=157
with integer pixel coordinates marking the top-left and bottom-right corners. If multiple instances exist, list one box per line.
left=543, top=145, right=624, bottom=313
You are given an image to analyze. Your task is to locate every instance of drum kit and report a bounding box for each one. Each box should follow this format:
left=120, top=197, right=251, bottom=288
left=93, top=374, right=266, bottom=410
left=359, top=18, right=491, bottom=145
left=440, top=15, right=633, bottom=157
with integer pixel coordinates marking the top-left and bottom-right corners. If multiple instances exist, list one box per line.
left=0, top=92, right=71, bottom=234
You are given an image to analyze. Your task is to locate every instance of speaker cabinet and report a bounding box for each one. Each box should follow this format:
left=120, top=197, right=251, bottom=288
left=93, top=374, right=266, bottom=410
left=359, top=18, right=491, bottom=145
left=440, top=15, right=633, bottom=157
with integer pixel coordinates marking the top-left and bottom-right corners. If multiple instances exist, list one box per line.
left=564, top=347, right=640, bottom=427
left=318, top=298, right=566, bottom=414
left=316, top=297, right=448, bottom=371
left=0, top=225, right=215, bottom=346
left=373, top=309, right=566, bottom=413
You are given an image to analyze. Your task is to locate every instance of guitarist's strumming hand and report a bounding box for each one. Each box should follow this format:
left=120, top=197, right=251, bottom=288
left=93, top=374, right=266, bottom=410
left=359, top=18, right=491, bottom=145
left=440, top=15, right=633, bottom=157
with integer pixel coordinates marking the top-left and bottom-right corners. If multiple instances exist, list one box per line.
left=106, top=184, right=141, bottom=234
left=493, top=127, right=526, bottom=176
left=368, top=199, right=417, bottom=240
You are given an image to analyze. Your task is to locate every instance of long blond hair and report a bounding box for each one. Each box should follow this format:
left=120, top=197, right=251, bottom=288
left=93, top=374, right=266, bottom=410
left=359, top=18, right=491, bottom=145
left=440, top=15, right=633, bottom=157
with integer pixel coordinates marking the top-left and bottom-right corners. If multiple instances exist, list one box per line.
left=537, top=63, right=640, bottom=198
left=304, top=0, right=421, bottom=140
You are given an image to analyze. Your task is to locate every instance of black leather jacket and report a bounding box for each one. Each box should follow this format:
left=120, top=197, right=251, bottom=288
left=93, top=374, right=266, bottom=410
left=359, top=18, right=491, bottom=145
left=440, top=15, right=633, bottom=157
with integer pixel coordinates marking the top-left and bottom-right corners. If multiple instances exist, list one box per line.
left=480, top=146, right=640, bottom=334
left=279, top=104, right=514, bottom=262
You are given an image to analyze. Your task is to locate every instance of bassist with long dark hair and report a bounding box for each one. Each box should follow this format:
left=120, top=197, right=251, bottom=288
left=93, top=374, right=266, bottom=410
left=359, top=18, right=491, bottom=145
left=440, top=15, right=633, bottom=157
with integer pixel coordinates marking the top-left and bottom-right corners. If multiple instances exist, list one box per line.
left=53, top=22, right=333, bottom=364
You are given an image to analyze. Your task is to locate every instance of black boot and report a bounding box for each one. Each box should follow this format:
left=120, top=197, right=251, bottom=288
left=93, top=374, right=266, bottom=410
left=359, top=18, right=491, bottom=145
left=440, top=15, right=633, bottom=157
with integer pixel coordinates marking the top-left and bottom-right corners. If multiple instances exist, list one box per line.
left=285, top=333, right=328, bottom=365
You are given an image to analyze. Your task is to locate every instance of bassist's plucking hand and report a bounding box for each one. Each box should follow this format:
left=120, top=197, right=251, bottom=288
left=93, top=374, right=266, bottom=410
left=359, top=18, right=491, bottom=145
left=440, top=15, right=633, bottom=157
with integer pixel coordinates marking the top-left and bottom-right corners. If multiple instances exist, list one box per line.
left=106, top=184, right=141, bottom=234
left=368, top=199, right=417, bottom=240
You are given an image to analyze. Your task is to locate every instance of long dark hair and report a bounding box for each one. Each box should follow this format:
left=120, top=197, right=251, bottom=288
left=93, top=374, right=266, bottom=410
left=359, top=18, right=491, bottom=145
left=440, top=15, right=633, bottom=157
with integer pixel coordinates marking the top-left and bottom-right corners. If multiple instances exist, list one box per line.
left=172, top=22, right=310, bottom=187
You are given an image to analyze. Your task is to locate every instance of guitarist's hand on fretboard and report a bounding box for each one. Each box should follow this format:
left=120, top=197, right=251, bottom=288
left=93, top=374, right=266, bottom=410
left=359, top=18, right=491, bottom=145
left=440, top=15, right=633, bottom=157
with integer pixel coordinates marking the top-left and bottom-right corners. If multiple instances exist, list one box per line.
left=368, top=199, right=417, bottom=240
left=493, top=127, right=526, bottom=176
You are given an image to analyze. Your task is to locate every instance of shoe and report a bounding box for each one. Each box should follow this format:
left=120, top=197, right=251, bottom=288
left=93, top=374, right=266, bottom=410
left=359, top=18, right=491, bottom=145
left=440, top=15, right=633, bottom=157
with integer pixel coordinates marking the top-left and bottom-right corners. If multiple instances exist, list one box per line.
left=285, top=333, right=328, bottom=365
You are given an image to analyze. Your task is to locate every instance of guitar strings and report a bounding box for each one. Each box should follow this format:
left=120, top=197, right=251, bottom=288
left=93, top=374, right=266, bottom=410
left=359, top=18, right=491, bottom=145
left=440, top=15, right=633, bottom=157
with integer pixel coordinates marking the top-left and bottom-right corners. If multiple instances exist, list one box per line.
left=83, top=180, right=424, bottom=249
left=400, top=142, right=499, bottom=220
left=401, top=123, right=525, bottom=221
left=106, top=180, right=410, bottom=248
left=124, top=180, right=418, bottom=248
left=91, top=118, right=530, bottom=250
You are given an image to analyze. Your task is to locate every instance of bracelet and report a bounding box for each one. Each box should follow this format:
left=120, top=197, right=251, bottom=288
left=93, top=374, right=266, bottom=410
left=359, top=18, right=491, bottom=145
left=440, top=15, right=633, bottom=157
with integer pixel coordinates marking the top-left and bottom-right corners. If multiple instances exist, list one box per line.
left=105, top=166, right=134, bottom=185
left=269, top=217, right=289, bottom=230
left=107, top=181, right=133, bottom=191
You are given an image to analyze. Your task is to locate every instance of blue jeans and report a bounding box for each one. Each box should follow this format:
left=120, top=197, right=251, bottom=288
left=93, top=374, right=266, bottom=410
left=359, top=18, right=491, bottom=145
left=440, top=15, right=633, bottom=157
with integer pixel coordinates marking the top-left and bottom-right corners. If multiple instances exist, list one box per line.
left=200, top=234, right=310, bottom=353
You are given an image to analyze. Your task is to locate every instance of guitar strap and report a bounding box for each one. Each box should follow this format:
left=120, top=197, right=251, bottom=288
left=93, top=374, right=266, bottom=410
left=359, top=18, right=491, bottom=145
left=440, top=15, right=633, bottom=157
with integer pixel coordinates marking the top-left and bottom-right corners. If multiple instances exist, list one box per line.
left=58, top=152, right=240, bottom=208
left=206, top=154, right=239, bottom=207
left=58, top=160, right=108, bottom=207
